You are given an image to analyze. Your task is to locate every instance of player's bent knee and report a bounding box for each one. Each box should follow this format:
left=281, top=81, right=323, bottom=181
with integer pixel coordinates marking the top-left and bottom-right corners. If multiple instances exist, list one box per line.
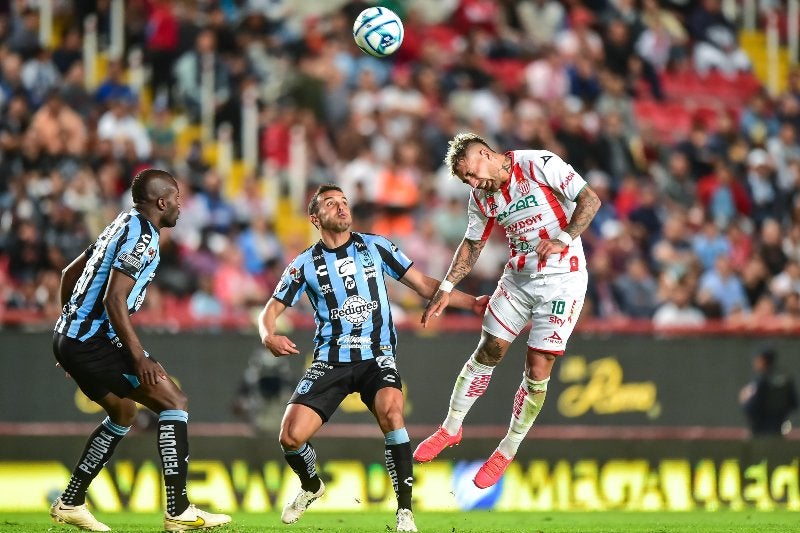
left=278, top=430, right=304, bottom=451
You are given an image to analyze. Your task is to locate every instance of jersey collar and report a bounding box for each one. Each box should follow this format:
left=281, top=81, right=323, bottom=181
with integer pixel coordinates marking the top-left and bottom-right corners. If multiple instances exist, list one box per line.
left=318, top=232, right=355, bottom=252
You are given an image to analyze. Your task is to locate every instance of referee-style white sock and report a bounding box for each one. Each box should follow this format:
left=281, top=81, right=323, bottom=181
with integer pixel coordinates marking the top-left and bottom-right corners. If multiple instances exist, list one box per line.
left=497, top=375, right=549, bottom=459
left=442, top=353, right=496, bottom=435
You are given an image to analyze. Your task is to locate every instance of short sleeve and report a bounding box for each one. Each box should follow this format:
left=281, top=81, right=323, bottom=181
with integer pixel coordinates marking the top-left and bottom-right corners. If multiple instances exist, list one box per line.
left=464, top=191, right=494, bottom=241
left=111, top=222, right=155, bottom=279
left=373, top=236, right=413, bottom=280
left=272, top=260, right=307, bottom=306
left=534, top=150, right=587, bottom=202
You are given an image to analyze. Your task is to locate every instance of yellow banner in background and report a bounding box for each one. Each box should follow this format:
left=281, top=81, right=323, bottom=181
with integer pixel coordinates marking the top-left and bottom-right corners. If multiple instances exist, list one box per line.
left=3, top=457, right=799, bottom=512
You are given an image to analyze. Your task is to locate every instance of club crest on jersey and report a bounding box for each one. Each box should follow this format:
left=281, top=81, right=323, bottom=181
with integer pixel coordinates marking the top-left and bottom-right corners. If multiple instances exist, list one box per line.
left=358, top=249, right=374, bottom=267
left=517, top=176, right=530, bottom=195
left=289, top=267, right=302, bottom=281
left=486, top=194, right=499, bottom=214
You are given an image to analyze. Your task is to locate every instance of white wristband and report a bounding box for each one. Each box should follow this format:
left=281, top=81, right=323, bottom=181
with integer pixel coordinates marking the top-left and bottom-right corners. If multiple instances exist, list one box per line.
left=555, top=231, right=573, bottom=246
left=439, top=279, right=454, bottom=293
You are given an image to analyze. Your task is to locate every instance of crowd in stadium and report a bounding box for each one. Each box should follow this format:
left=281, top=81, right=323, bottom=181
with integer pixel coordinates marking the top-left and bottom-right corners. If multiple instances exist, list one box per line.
left=1, top=0, right=800, bottom=330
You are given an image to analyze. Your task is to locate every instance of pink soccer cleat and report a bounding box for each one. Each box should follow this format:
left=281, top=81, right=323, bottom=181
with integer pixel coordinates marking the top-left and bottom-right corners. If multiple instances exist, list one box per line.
left=413, top=426, right=463, bottom=462
left=473, top=450, right=513, bottom=489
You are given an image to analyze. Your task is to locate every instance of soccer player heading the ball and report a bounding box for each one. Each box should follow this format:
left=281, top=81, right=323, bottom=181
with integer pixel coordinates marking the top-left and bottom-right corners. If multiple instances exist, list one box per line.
left=414, top=134, right=601, bottom=489
left=259, top=184, right=488, bottom=532
left=51, top=169, right=231, bottom=532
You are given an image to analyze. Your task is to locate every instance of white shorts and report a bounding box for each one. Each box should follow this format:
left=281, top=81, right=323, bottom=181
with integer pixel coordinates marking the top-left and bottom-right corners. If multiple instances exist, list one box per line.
left=482, top=269, right=588, bottom=354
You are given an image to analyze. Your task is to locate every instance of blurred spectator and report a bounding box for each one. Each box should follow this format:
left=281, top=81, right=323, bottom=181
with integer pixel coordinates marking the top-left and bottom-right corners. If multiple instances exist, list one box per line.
left=25, top=89, right=87, bottom=162
left=698, top=255, right=749, bottom=316
left=97, top=97, right=152, bottom=160
left=745, top=148, right=778, bottom=226
left=613, top=257, right=659, bottom=317
left=52, top=27, right=83, bottom=75
left=759, top=218, right=788, bottom=276
left=652, top=283, right=706, bottom=328
left=146, top=0, right=179, bottom=105
left=94, top=60, right=135, bottom=106
left=174, top=28, right=230, bottom=120
left=21, top=46, right=60, bottom=108
left=688, top=0, right=751, bottom=78
left=739, top=347, right=798, bottom=437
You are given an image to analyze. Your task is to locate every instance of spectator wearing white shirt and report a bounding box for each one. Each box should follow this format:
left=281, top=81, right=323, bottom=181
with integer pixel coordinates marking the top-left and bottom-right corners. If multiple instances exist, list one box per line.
left=653, top=284, right=706, bottom=328
left=97, top=97, right=152, bottom=160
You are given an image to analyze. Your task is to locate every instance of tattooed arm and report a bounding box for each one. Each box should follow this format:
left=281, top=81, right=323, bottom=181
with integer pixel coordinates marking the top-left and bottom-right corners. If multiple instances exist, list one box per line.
left=421, top=237, right=487, bottom=327
left=535, top=185, right=601, bottom=259
left=563, top=185, right=601, bottom=240
left=444, top=237, right=487, bottom=285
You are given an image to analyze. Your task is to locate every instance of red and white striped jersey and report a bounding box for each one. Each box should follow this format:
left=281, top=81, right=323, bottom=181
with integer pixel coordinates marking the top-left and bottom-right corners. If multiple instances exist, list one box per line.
left=464, top=150, right=588, bottom=275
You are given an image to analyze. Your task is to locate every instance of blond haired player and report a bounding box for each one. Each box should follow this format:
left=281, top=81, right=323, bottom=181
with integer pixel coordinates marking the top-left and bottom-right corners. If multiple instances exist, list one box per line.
left=414, top=133, right=601, bottom=488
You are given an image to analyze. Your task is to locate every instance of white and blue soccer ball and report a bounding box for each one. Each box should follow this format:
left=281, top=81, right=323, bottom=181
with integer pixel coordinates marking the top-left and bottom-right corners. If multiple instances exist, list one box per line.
left=353, top=7, right=404, bottom=58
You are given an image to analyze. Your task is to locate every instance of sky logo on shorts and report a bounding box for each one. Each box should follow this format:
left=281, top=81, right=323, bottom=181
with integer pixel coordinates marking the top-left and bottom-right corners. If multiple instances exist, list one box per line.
left=296, top=379, right=313, bottom=395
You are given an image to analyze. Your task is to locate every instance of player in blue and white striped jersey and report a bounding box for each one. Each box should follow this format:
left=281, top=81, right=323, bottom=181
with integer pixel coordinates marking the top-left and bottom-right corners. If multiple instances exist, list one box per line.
left=50, top=169, right=230, bottom=532
left=259, top=184, right=487, bottom=532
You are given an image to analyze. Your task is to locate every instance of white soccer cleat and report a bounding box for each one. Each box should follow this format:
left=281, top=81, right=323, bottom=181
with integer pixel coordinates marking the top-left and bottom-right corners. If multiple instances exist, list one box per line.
left=50, top=497, right=111, bottom=532
left=163, top=504, right=231, bottom=531
left=396, top=508, right=418, bottom=532
left=281, top=481, right=325, bottom=524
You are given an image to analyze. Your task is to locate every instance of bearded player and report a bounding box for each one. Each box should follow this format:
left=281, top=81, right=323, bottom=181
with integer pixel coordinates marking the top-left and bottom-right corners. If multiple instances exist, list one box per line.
left=414, top=133, right=601, bottom=488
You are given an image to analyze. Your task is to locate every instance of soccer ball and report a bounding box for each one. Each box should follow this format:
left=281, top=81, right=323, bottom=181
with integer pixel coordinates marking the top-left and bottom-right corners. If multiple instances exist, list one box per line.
left=352, top=7, right=404, bottom=58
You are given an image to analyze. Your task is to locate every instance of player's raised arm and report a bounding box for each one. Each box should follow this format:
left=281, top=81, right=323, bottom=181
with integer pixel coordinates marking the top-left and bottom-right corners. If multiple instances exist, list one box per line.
left=421, top=237, right=487, bottom=326
left=398, top=265, right=488, bottom=324
left=258, top=297, right=300, bottom=356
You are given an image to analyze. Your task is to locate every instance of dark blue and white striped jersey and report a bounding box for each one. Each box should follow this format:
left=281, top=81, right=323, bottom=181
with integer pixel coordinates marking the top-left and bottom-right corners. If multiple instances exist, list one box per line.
left=272, top=232, right=413, bottom=363
left=55, top=209, right=161, bottom=342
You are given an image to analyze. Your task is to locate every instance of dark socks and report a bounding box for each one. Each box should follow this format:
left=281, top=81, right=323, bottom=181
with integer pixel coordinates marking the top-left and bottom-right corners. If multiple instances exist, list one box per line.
left=385, top=428, right=413, bottom=510
left=61, top=417, right=129, bottom=505
left=158, top=410, right=190, bottom=516
left=283, top=442, right=322, bottom=492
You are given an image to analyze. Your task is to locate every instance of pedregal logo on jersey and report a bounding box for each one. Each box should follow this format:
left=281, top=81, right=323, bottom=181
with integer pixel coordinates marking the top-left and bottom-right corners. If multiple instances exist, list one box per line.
left=330, top=295, right=378, bottom=324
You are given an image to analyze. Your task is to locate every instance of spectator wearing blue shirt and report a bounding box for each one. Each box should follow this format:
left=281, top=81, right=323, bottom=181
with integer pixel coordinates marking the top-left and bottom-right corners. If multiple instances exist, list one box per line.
left=698, top=255, right=749, bottom=316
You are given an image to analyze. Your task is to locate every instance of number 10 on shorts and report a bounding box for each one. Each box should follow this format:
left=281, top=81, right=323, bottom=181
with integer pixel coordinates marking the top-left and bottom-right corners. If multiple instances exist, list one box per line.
left=551, top=300, right=565, bottom=315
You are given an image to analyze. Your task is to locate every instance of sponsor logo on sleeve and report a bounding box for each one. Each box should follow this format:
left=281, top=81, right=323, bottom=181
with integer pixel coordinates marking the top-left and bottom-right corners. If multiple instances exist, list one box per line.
left=118, top=252, right=143, bottom=273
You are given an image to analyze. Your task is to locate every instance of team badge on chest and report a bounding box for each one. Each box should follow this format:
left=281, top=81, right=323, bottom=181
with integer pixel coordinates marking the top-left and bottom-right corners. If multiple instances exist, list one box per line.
left=517, top=176, right=530, bottom=195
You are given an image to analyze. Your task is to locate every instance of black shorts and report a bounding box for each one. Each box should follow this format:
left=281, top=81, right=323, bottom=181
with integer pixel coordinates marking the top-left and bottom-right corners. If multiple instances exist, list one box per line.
left=52, top=332, right=147, bottom=401
left=289, top=356, right=403, bottom=422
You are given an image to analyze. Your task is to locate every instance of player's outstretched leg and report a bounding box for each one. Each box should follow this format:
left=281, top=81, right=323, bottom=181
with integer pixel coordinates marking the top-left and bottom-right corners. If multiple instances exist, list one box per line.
left=51, top=415, right=130, bottom=531
left=50, top=497, right=111, bottom=532
left=414, top=353, right=494, bottom=462
left=474, top=375, right=549, bottom=489
left=281, top=442, right=325, bottom=523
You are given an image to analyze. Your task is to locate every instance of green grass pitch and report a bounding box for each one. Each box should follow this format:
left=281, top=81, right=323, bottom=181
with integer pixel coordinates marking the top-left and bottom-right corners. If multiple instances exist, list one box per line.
left=1, top=511, right=798, bottom=532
